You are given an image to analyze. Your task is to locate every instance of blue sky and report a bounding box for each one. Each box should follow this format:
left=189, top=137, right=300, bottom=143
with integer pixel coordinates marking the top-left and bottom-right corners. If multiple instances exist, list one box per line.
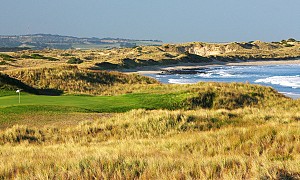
left=1, top=0, right=299, bottom=42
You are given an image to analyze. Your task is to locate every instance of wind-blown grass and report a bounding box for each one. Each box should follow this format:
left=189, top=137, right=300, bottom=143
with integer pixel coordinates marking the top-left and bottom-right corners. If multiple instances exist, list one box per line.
left=0, top=40, right=299, bottom=178
left=0, top=81, right=291, bottom=128
left=4, top=66, right=159, bottom=95
left=0, top=107, right=299, bottom=179
left=0, top=78, right=299, bottom=179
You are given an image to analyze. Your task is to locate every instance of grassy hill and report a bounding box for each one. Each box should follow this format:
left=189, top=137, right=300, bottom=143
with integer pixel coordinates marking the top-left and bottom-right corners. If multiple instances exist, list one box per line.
left=0, top=72, right=41, bottom=95
left=0, top=77, right=294, bottom=128
left=0, top=82, right=299, bottom=178
left=0, top=39, right=300, bottom=178
left=4, top=66, right=159, bottom=95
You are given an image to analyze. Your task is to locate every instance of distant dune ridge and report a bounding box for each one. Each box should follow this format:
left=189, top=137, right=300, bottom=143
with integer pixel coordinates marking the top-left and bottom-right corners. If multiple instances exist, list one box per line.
left=0, top=37, right=299, bottom=96
left=0, top=38, right=299, bottom=72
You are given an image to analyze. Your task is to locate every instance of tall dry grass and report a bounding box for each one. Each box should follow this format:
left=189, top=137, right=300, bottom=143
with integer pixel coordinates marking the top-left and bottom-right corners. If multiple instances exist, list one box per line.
left=0, top=105, right=300, bottom=179
left=4, top=66, right=159, bottom=95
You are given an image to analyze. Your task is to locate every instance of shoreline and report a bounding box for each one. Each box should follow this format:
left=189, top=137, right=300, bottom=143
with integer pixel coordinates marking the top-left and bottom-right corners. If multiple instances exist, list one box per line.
left=122, top=59, right=300, bottom=75
left=123, top=58, right=300, bottom=99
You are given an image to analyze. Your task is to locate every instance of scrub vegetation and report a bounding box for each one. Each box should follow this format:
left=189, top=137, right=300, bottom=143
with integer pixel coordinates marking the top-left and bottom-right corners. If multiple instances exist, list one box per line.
left=1, top=75, right=300, bottom=178
left=0, top=39, right=299, bottom=71
left=0, top=39, right=300, bottom=179
left=3, top=66, right=159, bottom=95
left=0, top=101, right=300, bottom=179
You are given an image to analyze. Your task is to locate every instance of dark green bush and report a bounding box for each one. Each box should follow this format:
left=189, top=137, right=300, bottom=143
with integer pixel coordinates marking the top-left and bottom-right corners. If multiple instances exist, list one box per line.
left=67, top=57, right=83, bottom=64
left=287, top=38, right=296, bottom=42
left=0, top=54, right=13, bottom=61
left=61, top=53, right=73, bottom=56
left=31, top=54, right=45, bottom=59
left=45, top=57, right=58, bottom=61
left=84, top=56, right=94, bottom=60
left=20, top=54, right=58, bottom=61
left=0, top=61, right=7, bottom=65
left=183, top=88, right=260, bottom=110
left=20, top=54, right=31, bottom=58
left=186, top=91, right=216, bottom=109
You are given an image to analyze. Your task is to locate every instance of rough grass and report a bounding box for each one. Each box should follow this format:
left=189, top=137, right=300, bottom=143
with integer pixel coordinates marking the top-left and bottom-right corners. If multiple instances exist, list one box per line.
left=0, top=70, right=299, bottom=178
left=3, top=66, right=159, bottom=95
left=0, top=112, right=111, bottom=130
left=0, top=84, right=299, bottom=178
left=0, top=82, right=290, bottom=128
left=0, top=107, right=299, bottom=179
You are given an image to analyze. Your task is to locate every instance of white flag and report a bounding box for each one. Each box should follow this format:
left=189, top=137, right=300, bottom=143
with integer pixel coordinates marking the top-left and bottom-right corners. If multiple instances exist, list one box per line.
left=16, top=90, right=20, bottom=93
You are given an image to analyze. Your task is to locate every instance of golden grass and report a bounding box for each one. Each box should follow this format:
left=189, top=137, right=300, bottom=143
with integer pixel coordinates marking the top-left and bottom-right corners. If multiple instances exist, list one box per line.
left=0, top=105, right=300, bottom=179
left=0, top=112, right=112, bottom=130
left=4, top=66, right=159, bottom=95
left=0, top=41, right=299, bottom=178
left=1, top=40, right=299, bottom=72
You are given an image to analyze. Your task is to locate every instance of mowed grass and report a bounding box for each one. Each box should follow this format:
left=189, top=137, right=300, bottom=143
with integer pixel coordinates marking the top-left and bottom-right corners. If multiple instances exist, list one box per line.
left=0, top=81, right=292, bottom=128
left=0, top=92, right=185, bottom=113
left=0, top=91, right=186, bottom=128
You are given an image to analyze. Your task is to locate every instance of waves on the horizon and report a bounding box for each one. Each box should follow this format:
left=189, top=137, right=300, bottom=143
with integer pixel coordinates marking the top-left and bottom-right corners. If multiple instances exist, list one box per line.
left=255, top=75, right=300, bottom=89
left=195, top=66, right=263, bottom=78
left=280, top=92, right=300, bottom=99
left=196, top=71, right=235, bottom=78
left=147, top=64, right=300, bottom=99
left=168, top=79, right=194, bottom=84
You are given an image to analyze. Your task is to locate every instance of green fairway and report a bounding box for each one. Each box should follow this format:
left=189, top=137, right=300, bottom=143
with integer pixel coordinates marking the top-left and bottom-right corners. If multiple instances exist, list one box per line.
left=0, top=91, right=187, bottom=128
left=0, top=92, right=186, bottom=113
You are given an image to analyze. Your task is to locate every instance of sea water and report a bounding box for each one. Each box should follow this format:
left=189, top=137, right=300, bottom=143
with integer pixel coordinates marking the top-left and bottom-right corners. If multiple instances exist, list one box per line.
left=145, top=64, right=300, bottom=99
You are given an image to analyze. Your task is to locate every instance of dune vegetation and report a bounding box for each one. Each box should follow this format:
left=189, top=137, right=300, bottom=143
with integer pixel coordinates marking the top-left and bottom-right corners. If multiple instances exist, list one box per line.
left=3, top=66, right=159, bottom=95
left=0, top=39, right=299, bottom=72
left=0, top=40, right=300, bottom=179
left=1, top=73, right=300, bottom=178
left=0, top=99, right=300, bottom=179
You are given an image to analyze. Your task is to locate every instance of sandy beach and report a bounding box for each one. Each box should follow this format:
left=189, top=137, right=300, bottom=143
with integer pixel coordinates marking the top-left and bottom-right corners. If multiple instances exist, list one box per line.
left=122, top=59, right=300, bottom=75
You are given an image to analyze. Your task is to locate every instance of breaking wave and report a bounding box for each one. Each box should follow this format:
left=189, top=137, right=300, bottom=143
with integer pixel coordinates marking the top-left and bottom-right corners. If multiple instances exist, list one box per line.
left=145, top=64, right=300, bottom=99
left=168, top=79, right=194, bottom=84
left=255, top=75, right=300, bottom=89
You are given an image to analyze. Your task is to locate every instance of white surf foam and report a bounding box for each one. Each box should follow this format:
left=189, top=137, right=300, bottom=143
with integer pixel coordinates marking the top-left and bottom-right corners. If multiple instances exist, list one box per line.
left=280, top=92, right=300, bottom=99
left=255, top=75, right=300, bottom=89
left=155, top=75, right=167, bottom=78
left=168, top=79, right=194, bottom=84
left=197, top=73, right=213, bottom=78
left=218, top=71, right=235, bottom=77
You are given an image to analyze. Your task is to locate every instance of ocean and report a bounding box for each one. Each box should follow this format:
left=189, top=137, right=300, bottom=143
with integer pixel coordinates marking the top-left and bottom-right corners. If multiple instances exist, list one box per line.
left=145, top=64, right=300, bottom=99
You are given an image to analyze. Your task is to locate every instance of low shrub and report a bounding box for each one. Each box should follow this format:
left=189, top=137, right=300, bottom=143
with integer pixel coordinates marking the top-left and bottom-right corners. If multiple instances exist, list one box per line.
left=0, top=54, right=13, bottom=61
left=60, top=53, right=73, bottom=56
left=20, top=54, right=58, bottom=61
left=67, top=57, right=83, bottom=64
left=0, top=61, right=7, bottom=65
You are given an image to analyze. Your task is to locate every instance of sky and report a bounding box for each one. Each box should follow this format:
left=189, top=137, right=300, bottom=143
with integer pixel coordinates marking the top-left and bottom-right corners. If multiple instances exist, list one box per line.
left=0, top=0, right=299, bottom=43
